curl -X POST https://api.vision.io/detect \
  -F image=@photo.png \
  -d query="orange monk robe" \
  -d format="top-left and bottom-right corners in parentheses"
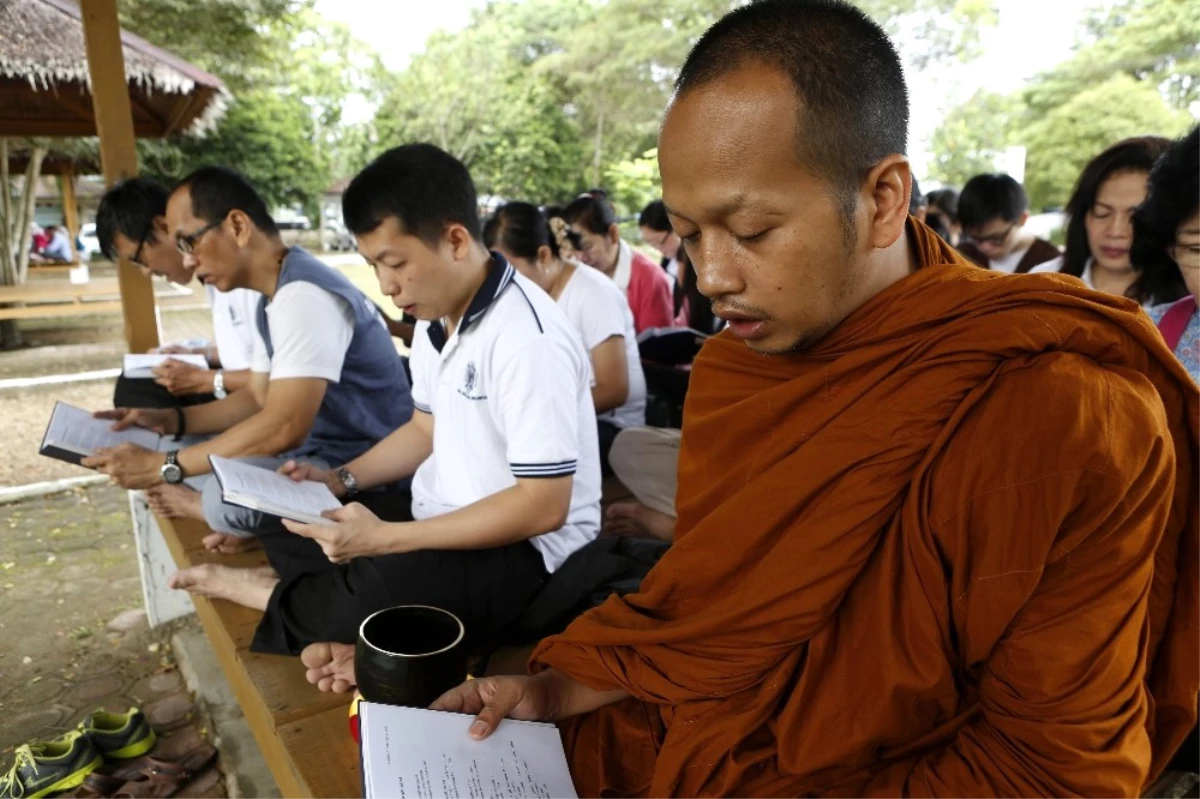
top-left (532, 221), bottom-right (1199, 798)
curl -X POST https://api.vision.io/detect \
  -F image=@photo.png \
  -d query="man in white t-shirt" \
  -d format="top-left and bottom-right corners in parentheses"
top-left (156, 144), bottom-right (601, 658)
top-left (97, 177), bottom-right (258, 410)
top-left (955, 173), bottom-right (1060, 274)
top-left (85, 168), bottom-right (412, 553)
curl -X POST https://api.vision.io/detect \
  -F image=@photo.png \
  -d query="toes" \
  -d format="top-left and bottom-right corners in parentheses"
top-left (301, 642), bottom-right (334, 669)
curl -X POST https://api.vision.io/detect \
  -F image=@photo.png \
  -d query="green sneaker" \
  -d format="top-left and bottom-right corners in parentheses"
top-left (78, 707), bottom-right (157, 760)
top-left (0, 731), bottom-right (102, 799)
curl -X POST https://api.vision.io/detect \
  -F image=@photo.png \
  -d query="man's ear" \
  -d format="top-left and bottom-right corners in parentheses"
top-left (445, 223), bottom-right (474, 260)
top-left (227, 210), bottom-right (253, 246)
top-left (1019, 210), bottom-right (1030, 227)
top-left (860, 154), bottom-right (911, 250)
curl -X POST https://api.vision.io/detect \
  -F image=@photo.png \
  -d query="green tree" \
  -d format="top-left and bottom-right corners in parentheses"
top-left (1019, 74), bottom-right (1192, 209)
top-left (926, 91), bottom-right (1020, 188)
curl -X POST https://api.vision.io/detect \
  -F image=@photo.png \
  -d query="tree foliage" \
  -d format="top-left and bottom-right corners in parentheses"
top-left (928, 0), bottom-right (1197, 209)
top-left (117, 0), bottom-right (376, 214)
top-left (371, 0), bottom-right (994, 206)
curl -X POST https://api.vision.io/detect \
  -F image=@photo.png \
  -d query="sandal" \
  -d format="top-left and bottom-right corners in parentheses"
top-left (109, 744), bottom-right (217, 799)
top-left (62, 768), bottom-right (126, 799)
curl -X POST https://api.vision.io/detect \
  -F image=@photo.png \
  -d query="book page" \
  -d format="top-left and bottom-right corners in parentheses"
top-left (360, 704), bottom-right (578, 799)
top-left (124, 353), bottom-right (209, 378)
top-left (209, 455), bottom-right (341, 524)
top-left (43, 402), bottom-right (162, 457)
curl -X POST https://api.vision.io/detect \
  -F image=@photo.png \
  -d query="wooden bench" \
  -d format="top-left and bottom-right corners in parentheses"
top-left (154, 514), bottom-right (362, 798)
top-left (0, 279), bottom-right (193, 321)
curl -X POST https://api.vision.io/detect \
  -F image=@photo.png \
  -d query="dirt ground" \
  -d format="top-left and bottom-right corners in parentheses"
top-left (0, 307), bottom-right (215, 487)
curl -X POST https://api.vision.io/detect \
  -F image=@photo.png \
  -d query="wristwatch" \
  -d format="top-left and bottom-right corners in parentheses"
top-left (213, 370), bottom-right (227, 399)
top-left (160, 450), bottom-right (184, 485)
top-left (335, 467), bottom-right (359, 498)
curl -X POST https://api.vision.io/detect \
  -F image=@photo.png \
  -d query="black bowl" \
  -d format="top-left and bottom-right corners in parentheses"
top-left (355, 605), bottom-right (468, 708)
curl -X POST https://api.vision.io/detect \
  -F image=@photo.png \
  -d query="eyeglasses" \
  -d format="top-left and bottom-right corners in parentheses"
top-left (965, 223), bottom-right (1016, 248)
top-left (176, 219), bottom-right (223, 255)
top-left (129, 229), bottom-right (151, 267)
top-left (1171, 241), bottom-right (1200, 267)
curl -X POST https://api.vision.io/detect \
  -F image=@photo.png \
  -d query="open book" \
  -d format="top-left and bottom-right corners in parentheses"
top-left (636, 326), bottom-right (709, 366)
top-left (359, 703), bottom-right (577, 799)
top-left (123, 353), bottom-right (209, 379)
top-left (40, 401), bottom-right (168, 466)
top-left (208, 455), bottom-right (341, 526)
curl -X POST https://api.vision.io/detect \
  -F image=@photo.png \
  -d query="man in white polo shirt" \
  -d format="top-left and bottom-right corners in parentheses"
top-left (98, 177), bottom-right (259, 411)
top-left (163, 143), bottom-right (601, 657)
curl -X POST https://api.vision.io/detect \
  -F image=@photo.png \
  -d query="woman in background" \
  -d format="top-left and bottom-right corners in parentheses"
top-left (485, 202), bottom-right (646, 473)
top-left (564, 192), bottom-right (673, 333)
top-left (1031, 136), bottom-right (1171, 301)
top-left (1133, 127), bottom-right (1199, 384)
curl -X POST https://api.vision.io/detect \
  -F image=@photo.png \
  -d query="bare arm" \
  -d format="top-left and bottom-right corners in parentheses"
top-left (589, 335), bottom-right (630, 413)
top-left (340, 410), bottom-right (433, 489)
top-left (384, 475), bottom-right (572, 554)
top-left (177, 375), bottom-right (327, 476)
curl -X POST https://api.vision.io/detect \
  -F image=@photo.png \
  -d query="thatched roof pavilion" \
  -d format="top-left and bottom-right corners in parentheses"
top-left (0, 0), bottom-right (228, 137)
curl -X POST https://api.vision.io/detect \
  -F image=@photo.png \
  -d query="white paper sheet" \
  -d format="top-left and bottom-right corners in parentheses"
top-left (209, 455), bottom-right (341, 525)
top-left (123, 353), bottom-right (209, 379)
top-left (42, 401), bottom-right (163, 459)
top-left (360, 703), bottom-right (578, 799)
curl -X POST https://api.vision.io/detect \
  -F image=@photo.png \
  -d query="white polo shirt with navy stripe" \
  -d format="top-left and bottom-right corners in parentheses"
top-left (408, 253), bottom-right (601, 573)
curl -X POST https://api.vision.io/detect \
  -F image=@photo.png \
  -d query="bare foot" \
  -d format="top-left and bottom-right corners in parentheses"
top-left (167, 564), bottom-right (279, 610)
top-left (301, 642), bottom-right (356, 693)
top-left (604, 501), bottom-right (675, 542)
top-left (202, 532), bottom-right (263, 555)
top-left (146, 484), bottom-right (203, 520)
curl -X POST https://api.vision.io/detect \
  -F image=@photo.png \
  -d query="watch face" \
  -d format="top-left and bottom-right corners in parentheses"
top-left (161, 463), bottom-right (183, 484)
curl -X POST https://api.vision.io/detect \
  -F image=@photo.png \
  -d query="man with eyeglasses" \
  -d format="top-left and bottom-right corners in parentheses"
top-left (96, 178), bottom-right (259, 413)
top-left (956, 173), bottom-right (1060, 274)
top-left (85, 167), bottom-right (413, 555)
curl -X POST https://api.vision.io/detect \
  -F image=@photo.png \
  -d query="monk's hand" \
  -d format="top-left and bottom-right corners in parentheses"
top-left (431, 675), bottom-right (557, 740)
top-left (83, 443), bottom-right (166, 489)
top-left (93, 407), bottom-right (178, 435)
top-left (152, 359), bottom-right (214, 396)
top-left (281, 503), bottom-right (386, 563)
top-left (278, 460), bottom-right (345, 498)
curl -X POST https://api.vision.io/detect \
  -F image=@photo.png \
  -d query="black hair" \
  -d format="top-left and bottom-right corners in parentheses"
top-left (96, 177), bottom-right (170, 260)
top-left (1131, 127), bottom-right (1198, 307)
top-left (482, 202), bottom-right (581, 261)
top-left (176, 166), bottom-right (278, 235)
top-left (909, 177), bottom-right (925, 215)
top-left (639, 200), bottom-right (671, 232)
top-left (675, 0), bottom-right (908, 220)
top-left (1059, 136), bottom-right (1172, 281)
top-left (343, 143), bottom-right (481, 244)
top-left (957, 174), bottom-right (1027, 230)
top-left (563, 193), bottom-right (618, 236)
top-left (925, 188), bottom-right (959, 225)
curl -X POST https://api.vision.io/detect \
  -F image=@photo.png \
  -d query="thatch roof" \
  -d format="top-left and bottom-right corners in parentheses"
top-left (0, 0), bottom-right (228, 137)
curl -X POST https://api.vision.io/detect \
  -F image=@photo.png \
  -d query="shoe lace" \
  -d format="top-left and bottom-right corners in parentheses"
top-left (1, 748), bottom-right (37, 799)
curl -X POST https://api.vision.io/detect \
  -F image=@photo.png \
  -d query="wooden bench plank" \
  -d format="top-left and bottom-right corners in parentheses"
top-left (0, 279), bottom-right (192, 303)
top-left (0, 300), bottom-right (126, 320)
top-left (276, 705), bottom-right (361, 799)
top-left (154, 512), bottom-right (359, 798)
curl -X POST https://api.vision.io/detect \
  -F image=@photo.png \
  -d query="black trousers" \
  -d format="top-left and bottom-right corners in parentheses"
top-left (598, 419), bottom-right (620, 477)
top-left (250, 490), bottom-right (549, 655)
top-left (112, 375), bottom-right (213, 409)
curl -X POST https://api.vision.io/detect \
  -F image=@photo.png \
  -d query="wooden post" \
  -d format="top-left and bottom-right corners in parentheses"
top-left (80, 0), bottom-right (160, 353)
top-left (59, 166), bottom-right (80, 265)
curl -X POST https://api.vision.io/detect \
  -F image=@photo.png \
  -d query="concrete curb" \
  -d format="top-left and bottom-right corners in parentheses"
top-left (0, 474), bottom-right (109, 504)
top-left (172, 625), bottom-right (281, 799)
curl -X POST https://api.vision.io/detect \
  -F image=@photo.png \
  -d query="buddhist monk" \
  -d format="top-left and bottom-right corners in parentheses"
top-left (306, 0), bottom-right (1199, 794)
